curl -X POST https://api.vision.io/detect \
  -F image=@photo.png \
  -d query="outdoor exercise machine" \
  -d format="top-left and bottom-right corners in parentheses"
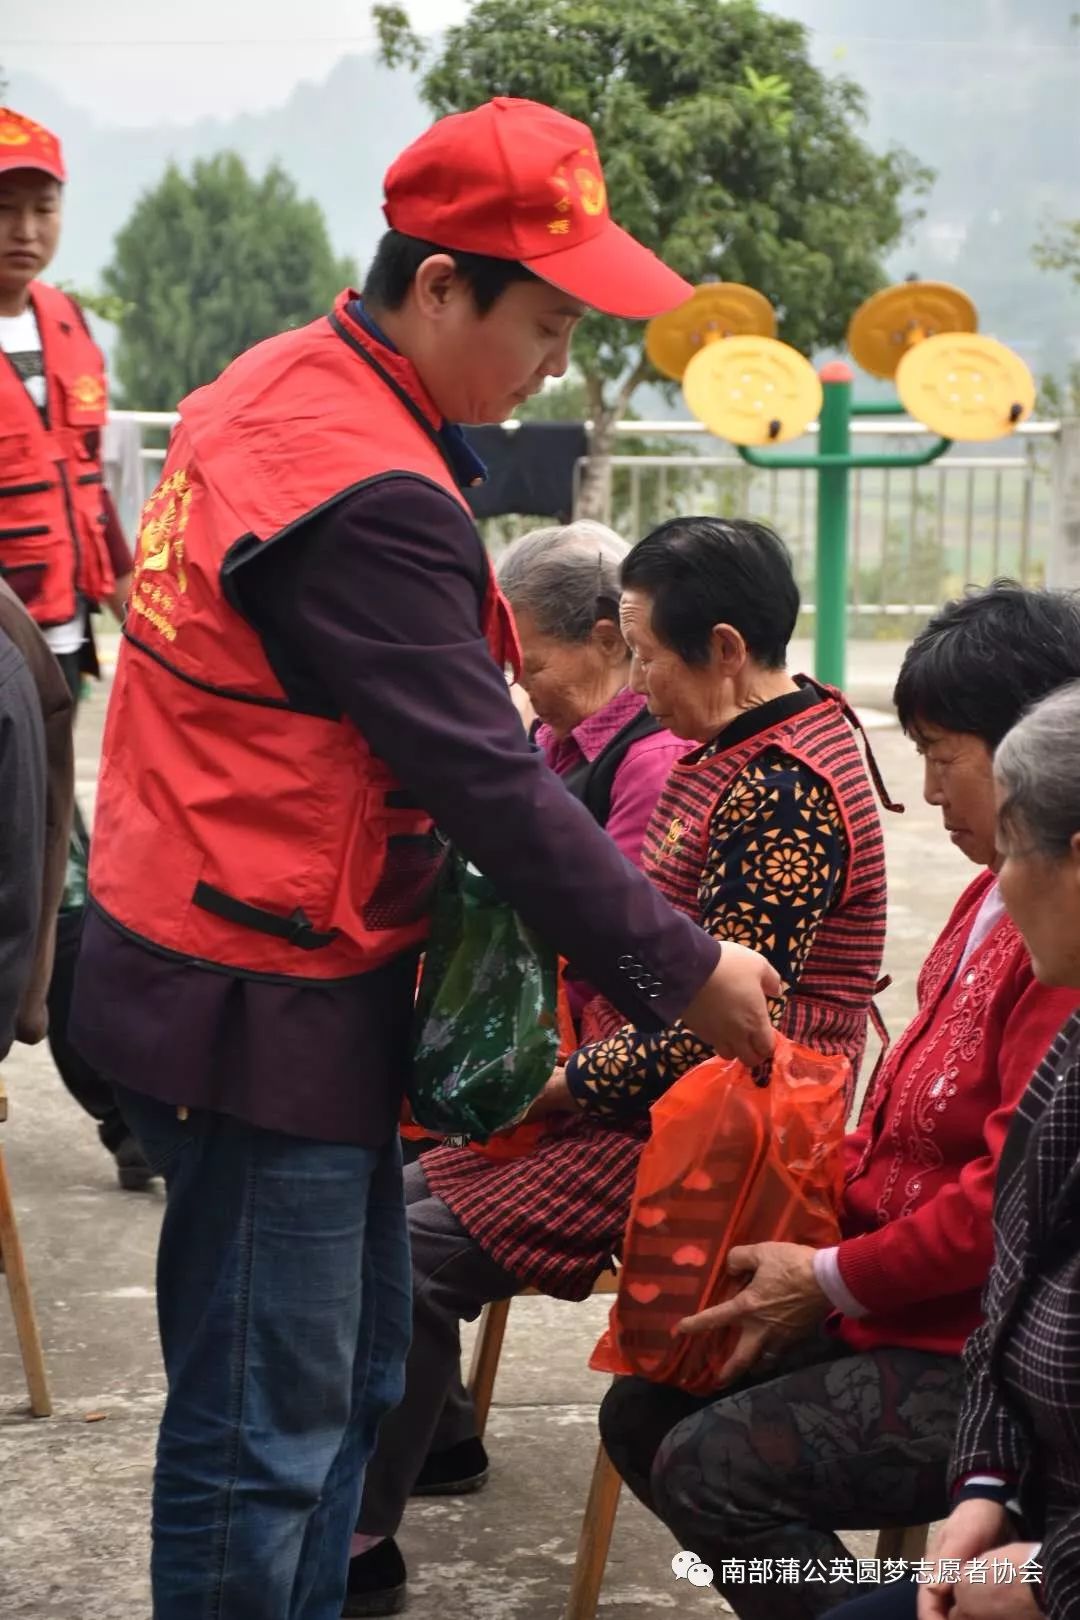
top-left (645, 279), bottom-right (1036, 688)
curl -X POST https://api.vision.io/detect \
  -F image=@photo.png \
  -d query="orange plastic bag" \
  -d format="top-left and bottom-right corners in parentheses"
top-left (590, 1034), bottom-right (848, 1393)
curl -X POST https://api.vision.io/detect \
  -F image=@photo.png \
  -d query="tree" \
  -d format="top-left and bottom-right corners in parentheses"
top-left (1034, 215), bottom-right (1080, 292)
top-left (103, 152), bottom-right (356, 409)
top-left (375, 0), bottom-right (931, 514)
top-left (55, 282), bottom-right (131, 327)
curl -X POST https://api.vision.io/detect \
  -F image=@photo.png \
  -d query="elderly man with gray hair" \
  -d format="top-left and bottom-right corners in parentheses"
top-left (345, 517), bottom-right (687, 1613)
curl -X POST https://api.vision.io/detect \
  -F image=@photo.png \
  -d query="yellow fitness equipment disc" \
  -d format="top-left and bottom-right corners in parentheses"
top-left (682, 335), bottom-right (823, 446)
top-left (645, 283), bottom-right (777, 381)
top-left (848, 281), bottom-right (977, 380)
top-left (896, 332), bottom-right (1036, 442)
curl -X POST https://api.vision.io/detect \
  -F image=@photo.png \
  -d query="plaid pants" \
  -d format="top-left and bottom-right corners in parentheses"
top-left (599, 1328), bottom-right (963, 1620)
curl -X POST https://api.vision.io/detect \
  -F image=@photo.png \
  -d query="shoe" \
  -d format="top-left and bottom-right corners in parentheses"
top-left (412, 1436), bottom-right (489, 1497)
top-left (342, 1538), bottom-right (407, 1617)
top-left (113, 1134), bottom-right (157, 1192)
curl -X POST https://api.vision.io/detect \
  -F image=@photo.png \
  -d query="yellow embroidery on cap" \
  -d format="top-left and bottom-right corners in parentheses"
top-left (575, 167), bottom-right (606, 216)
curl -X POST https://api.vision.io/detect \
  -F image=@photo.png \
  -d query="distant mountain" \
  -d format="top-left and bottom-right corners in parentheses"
top-left (10, 0), bottom-right (1080, 395)
top-left (9, 56), bottom-right (430, 294)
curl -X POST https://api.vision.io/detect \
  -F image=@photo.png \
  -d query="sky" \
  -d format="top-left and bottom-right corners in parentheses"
top-left (4, 0), bottom-right (472, 126)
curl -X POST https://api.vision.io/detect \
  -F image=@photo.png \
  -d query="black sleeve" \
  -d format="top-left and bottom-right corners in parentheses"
top-left (234, 475), bottom-right (720, 1028)
top-left (0, 635), bottom-right (46, 1060)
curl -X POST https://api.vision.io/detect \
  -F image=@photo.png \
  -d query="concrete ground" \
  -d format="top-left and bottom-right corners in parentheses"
top-left (0, 638), bottom-right (970, 1619)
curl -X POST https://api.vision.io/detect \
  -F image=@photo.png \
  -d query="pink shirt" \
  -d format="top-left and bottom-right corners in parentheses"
top-left (537, 686), bottom-right (685, 868)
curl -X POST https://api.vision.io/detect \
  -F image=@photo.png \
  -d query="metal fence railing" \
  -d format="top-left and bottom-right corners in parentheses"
top-left (111, 411), bottom-right (1063, 639)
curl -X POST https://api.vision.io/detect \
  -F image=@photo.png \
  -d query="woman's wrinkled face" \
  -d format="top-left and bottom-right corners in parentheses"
top-left (619, 587), bottom-right (727, 743)
top-left (996, 794), bottom-right (1080, 988)
top-left (513, 606), bottom-right (626, 738)
top-left (913, 723), bottom-right (998, 868)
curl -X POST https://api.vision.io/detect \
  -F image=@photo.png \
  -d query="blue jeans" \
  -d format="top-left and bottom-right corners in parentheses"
top-left (115, 1085), bottom-right (412, 1620)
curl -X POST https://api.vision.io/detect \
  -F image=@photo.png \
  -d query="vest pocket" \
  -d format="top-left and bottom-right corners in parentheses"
top-left (362, 831), bottom-right (447, 931)
top-left (0, 431), bottom-right (54, 533)
top-left (0, 559), bottom-right (46, 608)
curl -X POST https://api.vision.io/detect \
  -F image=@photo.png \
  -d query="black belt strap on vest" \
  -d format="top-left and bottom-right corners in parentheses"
top-left (192, 880), bottom-right (339, 951)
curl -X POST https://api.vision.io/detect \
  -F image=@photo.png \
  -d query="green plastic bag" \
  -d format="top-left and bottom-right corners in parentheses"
top-left (410, 854), bottom-right (559, 1140)
top-left (61, 818), bottom-right (89, 914)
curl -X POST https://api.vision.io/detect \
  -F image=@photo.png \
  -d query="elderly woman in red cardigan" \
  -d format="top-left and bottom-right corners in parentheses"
top-left (829, 682), bottom-right (1080, 1620)
top-left (599, 583), bottom-right (1080, 1620)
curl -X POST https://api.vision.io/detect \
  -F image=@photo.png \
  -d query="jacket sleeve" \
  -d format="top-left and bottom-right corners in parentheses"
top-left (236, 477), bottom-right (720, 1031)
top-left (835, 973), bottom-right (1080, 1314)
top-left (0, 637), bottom-right (47, 1060)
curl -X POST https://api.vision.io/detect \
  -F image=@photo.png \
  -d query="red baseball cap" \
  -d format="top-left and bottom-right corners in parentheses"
top-left (383, 98), bottom-right (692, 320)
top-left (0, 109), bottom-right (66, 183)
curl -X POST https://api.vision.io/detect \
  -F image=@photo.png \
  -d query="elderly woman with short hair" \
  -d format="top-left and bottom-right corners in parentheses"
top-left (497, 518), bottom-right (687, 872)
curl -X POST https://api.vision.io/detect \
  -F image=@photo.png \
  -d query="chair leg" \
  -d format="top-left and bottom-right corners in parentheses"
top-left (0, 1145), bottom-right (52, 1417)
top-left (564, 1441), bottom-right (622, 1620)
top-left (875, 1524), bottom-right (930, 1562)
top-left (466, 1297), bottom-right (512, 1441)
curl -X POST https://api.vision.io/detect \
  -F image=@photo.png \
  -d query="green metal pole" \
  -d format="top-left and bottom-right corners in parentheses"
top-left (815, 361), bottom-right (853, 689)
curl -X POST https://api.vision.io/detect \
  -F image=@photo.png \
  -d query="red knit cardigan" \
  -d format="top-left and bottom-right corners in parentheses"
top-left (836, 869), bottom-right (1080, 1357)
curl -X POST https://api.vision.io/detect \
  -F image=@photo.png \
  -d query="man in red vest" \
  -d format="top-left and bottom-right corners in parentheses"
top-left (0, 108), bottom-right (154, 1191)
top-left (71, 98), bottom-right (779, 1619)
top-left (0, 108), bottom-right (131, 700)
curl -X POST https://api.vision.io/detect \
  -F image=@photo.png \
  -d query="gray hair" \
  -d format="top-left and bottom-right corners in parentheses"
top-left (496, 520), bottom-right (630, 644)
top-left (995, 679), bottom-right (1080, 856)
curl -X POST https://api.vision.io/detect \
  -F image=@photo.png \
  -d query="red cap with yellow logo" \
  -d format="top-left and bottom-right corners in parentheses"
top-left (0, 109), bottom-right (66, 183)
top-left (383, 97), bottom-right (692, 320)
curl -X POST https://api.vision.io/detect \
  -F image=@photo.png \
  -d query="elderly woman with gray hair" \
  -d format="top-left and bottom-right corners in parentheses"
top-left (497, 519), bottom-right (687, 877)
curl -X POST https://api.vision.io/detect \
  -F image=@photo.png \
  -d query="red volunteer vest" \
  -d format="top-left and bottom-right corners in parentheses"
top-left (643, 684), bottom-right (890, 1079)
top-left (0, 281), bottom-right (114, 625)
top-left (89, 292), bottom-right (518, 981)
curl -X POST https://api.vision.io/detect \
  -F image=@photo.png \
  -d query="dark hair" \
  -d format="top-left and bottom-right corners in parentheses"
top-left (894, 580), bottom-right (1080, 748)
top-left (620, 517), bottom-right (800, 669)
top-left (362, 229), bottom-right (539, 316)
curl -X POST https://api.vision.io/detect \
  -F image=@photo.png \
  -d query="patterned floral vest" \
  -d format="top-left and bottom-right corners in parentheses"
top-left (642, 680), bottom-right (892, 1082)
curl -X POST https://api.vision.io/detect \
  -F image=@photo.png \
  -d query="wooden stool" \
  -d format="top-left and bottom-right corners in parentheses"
top-left (466, 1272), bottom-right (621, 1620)
top-left (0, 1073), bottom-right (52, 1416)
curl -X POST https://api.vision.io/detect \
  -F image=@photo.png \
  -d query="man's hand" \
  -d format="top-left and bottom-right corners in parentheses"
top-left (673, 1242), bottom-right (827, 1384)
top-left (519, 1066), bottom-right (580, 1124)
top-left (680, 943), bottom-right (780, 1068)
top-left (918, 1503), bottom-right (1015, 1620)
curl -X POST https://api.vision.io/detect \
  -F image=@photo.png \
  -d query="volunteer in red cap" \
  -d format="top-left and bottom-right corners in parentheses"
top-left (71, 98), bottom-right (779, 1620)
top-left (0, 108), bottom-right (132, 698)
